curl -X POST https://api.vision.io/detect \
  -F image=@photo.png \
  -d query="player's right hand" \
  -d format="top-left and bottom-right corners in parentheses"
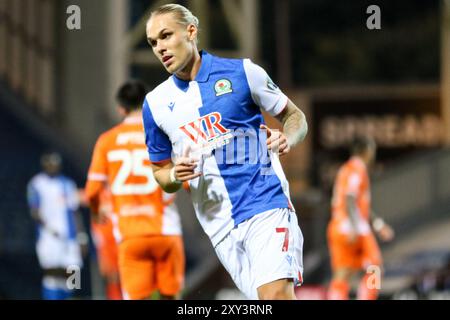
top-left (377, 223), bottom-right (395, 242)
top-left (173, 145), bottom-right (202, 182)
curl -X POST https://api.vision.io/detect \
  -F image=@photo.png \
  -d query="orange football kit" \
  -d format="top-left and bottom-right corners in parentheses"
top-left (327, 157), bottom-right (381, 300)
top-left (85, 116), bottom-right (185, 299)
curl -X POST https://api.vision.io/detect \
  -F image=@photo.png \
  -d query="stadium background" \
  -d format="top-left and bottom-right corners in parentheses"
top-left (0, 0), bottom-right (449, 299)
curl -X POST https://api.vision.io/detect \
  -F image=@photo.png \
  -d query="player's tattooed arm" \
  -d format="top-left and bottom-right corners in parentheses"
top-left (276, 99), bottom-right (308, 147)
top-left (261, 99), bottom-right (308, 156)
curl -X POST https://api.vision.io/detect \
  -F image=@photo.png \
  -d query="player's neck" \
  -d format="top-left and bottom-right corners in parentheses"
top-left (175, 50), bottom-right (201, 81)
top-left (126, 110), bottom-right (142, 118)
top-left (352, 155), bottom-right (369, 167)
top-left (123, 110), bottom-right (142, 124)
top-left (44, 172), bottom-right (59, 178)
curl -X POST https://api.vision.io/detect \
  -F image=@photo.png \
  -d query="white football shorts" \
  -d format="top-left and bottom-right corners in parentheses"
top-left (214, 208), bottom-right (304, 299)
top-left (36, 232), bottom-right (83, 270)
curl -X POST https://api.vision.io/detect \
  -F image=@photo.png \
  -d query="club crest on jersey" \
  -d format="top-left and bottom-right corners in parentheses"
top-left (214, 79), bottom-right (233, 96)
top-left (179, 112), bottom-right (233, 153)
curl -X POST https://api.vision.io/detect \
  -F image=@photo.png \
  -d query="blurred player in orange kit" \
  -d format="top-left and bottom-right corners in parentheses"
top-left (84, 80), bottom-right (185, 300)
top-left (327, 136), bottom-right (395, 300)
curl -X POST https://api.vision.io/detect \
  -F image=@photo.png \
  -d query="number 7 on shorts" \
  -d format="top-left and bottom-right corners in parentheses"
top-left (276, 227), bottom-right (290, 252)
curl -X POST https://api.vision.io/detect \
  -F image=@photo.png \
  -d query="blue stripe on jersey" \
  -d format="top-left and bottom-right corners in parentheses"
top-left (36, 225), bottom-right (42, 242)
top-left (195, 52), bottom-right (289, 226)
top-left (61, 177), bottom-right (77, 240)
top-left (27, 184), bottom-right (40, 209)
top-left (66, 208), bottom-right (77, 240)
top-left (143, 100), bottom-right (173, 162)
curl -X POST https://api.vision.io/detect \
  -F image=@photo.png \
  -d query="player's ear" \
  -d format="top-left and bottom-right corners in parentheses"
top-left (117, 106), bottom-right (127, 118)
top-left (187, 24), bottom-right (197, 42)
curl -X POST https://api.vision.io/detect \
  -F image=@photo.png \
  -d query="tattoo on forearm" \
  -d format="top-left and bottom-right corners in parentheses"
top-left (283, 110), bottom-right (308, 147)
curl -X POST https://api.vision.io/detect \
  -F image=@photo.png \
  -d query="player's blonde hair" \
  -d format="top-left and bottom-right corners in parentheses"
top-left (149, 4), bottom-right (199, 43)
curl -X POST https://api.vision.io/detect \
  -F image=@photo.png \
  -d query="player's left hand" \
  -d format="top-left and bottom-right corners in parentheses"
top-left (93, 209), bottom-right (109, 225)
top-left (377, 224), bottom-right (395, 242)
top-left (260, 124), bottom-right (290, 156)
top-left (173, 145), bottom-right (202, 182)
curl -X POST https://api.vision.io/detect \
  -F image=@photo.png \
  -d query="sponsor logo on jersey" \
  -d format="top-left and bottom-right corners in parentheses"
top-left (180, 112), bottom-right (233, 154)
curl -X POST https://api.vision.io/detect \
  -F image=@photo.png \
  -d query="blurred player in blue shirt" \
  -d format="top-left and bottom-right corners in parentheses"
top-left (27, 152), bottom-right (87, 300)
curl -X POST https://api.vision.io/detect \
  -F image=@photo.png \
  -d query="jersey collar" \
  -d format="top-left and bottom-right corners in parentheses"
top-left (195, 50), bottom-right (212, 83)
top-left (172, 50), bottom-right (212, 92)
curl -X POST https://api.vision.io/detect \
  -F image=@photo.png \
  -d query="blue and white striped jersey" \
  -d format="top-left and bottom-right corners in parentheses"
top-left (143, 51), bottom-right (294, 246)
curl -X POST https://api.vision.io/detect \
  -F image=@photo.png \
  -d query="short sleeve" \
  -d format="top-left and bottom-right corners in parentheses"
top-left (142, 99), bottom-right (172, 163)
top-left (87, 135), bottom-right (108, 182)
top-left (243, 59), bottom-right (288, 117)
top-left (85, 136), bottom-right (108, 207)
